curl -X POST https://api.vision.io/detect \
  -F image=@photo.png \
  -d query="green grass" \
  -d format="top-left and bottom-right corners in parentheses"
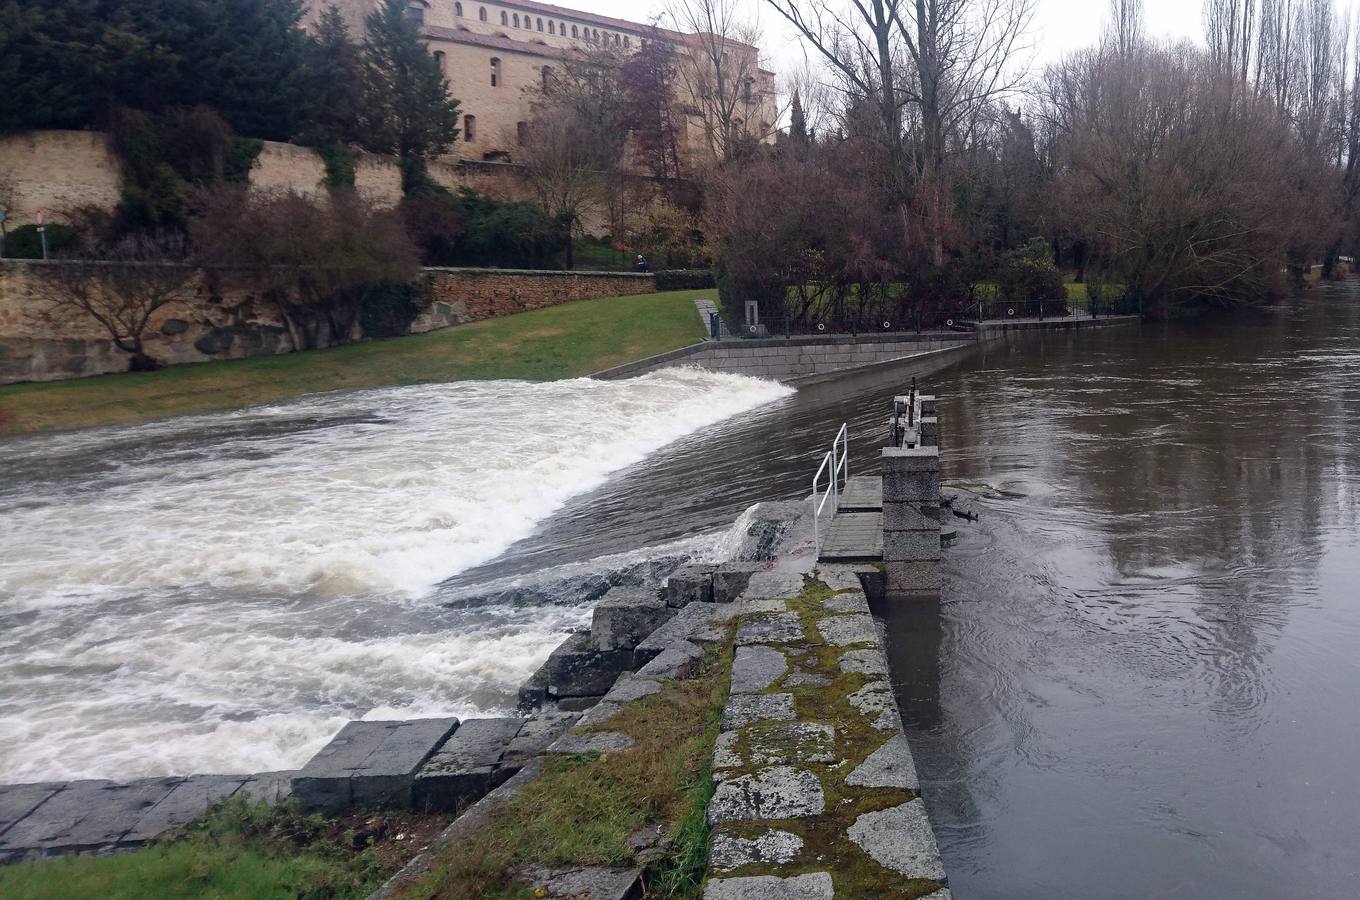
top-left (0, 289), bottom-right (707, 435)
top-left (410, 642), bottom-right (732, 899)
top-left (0, 799), bottom-right (396, 900)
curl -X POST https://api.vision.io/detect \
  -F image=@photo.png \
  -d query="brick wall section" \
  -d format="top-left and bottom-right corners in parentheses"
top-left (0, 261), bottom-right (655, 384)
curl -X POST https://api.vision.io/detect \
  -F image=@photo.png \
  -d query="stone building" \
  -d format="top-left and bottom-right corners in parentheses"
top-left (309, 0), bottom-right (779, 167)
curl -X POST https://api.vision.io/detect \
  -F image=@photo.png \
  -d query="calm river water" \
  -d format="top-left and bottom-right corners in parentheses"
top-left (2, 285), bottom-right (1357, 897)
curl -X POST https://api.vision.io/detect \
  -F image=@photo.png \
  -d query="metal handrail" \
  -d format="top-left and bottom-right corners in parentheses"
top-left (813, 422), bottom-right (849, 554)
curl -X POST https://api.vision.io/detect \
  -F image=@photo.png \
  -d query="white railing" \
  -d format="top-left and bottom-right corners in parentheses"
top-left (813, 423), bottom-right (849, 554)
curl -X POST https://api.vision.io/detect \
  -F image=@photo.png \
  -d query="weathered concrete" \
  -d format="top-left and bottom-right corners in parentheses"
top-left (0, 771), bottom-right (297, 861)
top-left (591, 587), bottom-right (674, 651)
top-left (704, 872), bottom-right (834, 899)
top-left (293, 718), bottom-right (459, 814)
top-left (517, 864), bottom-right (643, 899)
top-left (414, 717), bottom-right (524, 813)
top-left (708, 767), bottom-right (826, 823)
top-left (721, 693), bottom-right (797, 730)
top-left (847, 799), bottom-right (947, 880)
top-left (709, 829), bottom-right (804, 872)
top-left (730, 645), bottom-right (788, 694)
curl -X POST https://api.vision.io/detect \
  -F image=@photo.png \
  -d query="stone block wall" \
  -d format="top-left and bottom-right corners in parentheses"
top-left (0, 260), bottom-right (655, 384)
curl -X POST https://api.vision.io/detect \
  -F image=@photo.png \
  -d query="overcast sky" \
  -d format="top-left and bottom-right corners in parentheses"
top-left (573, 0), bottom-right (1206, 80)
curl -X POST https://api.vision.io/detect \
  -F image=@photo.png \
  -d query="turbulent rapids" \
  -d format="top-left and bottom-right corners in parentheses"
top-left (0, 369), bottom-right (793, 782)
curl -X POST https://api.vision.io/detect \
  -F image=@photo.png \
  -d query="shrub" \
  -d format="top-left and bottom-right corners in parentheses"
top-left (655, 269), bottom-right (716, 291)
top-left (999, 240), bottom-right (1064, 305)
top-left (3, 223), bottom-right (79, 259)
top-left (401, 185), bottom-right (565, 269)
top-left (359, 280), bottom-right (423, 338)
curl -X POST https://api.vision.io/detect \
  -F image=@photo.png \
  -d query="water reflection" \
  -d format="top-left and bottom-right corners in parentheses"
top-left (889, 288), bottom-right (1360, 899)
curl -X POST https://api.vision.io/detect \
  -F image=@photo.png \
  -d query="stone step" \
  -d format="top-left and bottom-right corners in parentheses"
top-left (292, 717), bottom-right (459, 815)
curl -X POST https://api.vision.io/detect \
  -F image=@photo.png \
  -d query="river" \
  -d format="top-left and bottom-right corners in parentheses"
top-left (2, 286), bottom-right (1357, 897)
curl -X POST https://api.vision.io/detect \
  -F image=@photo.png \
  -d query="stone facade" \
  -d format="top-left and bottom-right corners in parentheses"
top-left (0, 261), bottom-right (654, 384)
top-left (304, 0), bottom-right (779, 168)
top-left (0, 131), bottom-right (124, 227)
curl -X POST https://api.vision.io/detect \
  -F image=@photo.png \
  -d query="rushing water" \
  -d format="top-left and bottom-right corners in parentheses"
top-left (0, 369), bottom-right (792, 781)
top-left (2, 288), bottom-right (1357, 897)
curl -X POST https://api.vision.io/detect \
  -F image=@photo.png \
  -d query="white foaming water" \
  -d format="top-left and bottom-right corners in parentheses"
top-left (0, 369), bottom-right (793, 781)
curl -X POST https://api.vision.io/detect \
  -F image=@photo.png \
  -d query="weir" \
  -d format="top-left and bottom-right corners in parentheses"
top-left (0, 384), bottom-right (957, 899)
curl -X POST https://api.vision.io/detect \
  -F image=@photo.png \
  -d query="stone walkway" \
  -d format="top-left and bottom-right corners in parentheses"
top-left (0, 772), bottom-right (293, 862)
top-left (703, 565), bottom-right (950, 899)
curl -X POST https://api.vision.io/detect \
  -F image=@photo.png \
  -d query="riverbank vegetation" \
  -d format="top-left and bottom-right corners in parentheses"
top-left (405, 643), bottom-right (731, 899)
top-left (0, 798), bottom-right (446, 900)
top-left (0, 290), bottom-right (706, 435)
top-left (708, 0), bottom-right (1360, 331)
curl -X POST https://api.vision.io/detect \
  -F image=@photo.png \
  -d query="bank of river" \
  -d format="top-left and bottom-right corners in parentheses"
top-left (2, 285), bottom-right (1356, 897)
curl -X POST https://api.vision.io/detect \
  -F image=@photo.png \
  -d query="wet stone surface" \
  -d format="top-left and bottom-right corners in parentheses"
top-left (708, 767), bottom-right (826, 823)
top-left (736, 613), bottom-right (805, 646)
top-left (721, 693), bottom-right (797, 730)
top-left (709, 828), bottom-right (804, 872)
top-left (730, 645), bottom-right (788, 694)
top-left (847, 799), bottom-right (947, 881)
top-left (704, 872), bottom-right (834, 900)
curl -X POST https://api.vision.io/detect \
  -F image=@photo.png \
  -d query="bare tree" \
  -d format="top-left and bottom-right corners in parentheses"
top-left (1105, 0), bottom-right (1145, 57)
top-left (516, 110), bottom-right (611, 270)
top-left (32, 234), bottom-right (195, 371)
top-left (765, 0), bottom-right (1034, 263)
top-left (191, 188), bottom-right (420, 349)
top-left (668, 0), bottom-right (774, 160)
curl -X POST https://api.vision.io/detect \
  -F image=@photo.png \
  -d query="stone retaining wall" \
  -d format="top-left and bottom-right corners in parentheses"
top-left (592, 333), bottom-right (975, 384)
top-left (0, 260), bottom-right (653, 384)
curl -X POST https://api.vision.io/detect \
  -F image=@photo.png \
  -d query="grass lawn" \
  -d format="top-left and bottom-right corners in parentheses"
top-left (0, 289), bottom-right (707, 435)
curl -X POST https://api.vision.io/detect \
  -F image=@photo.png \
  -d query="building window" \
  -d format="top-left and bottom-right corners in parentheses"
top-left (571, 24), bottom-right (578, 37)
top-left (513, 13), bottom-right (519, 27)
top-left (743, 79), bottom-right (753, 104)
top-left (500, 10), bottom-right (507, 24)
top-left (479, 6), bottom-right (486, 21)
top-left (517, 121), bottom-right (528, 145)
top-left (623, 36), bottom-right (630, 47)
top-left (405, 3), bottom-right (424, 24)
top-left (489, 57), bottom-right (500, 87)
top-left (454, 1), bottom-right (462, 15)
top-left (537, 17), bottom-right (543, 31)
top-left (433, 50), bottom-right (445, 72)
top-left (541, 65), bottom-right (552, 88)
top-left (548, 20), bottom-right (555, 34)
top-left (464, 114), bottom-right (476, 141)
top-left (593, 29), bottom-right (599, 42)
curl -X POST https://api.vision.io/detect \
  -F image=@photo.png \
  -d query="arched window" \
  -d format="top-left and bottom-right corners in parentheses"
top-left (512, 13), bottom-right (519, 27)
top-left (592, 29), bottom-right (599, 42)
top-left (489, 57), bottom-right (501, 87)
top-left (571, 25), bottom-right (578, 37)
top-left (463, 114), bottom-right (476, 142)
top-left (500, 10), bottom-right (507, 24)
top-left (479, 6), bottom-right (486, 21)
top-left (623, 36), bottom-right (630, 48)
top-left (517, 121), bottom-right (528, 145)
top-left (541, 65), bottom-right (552, 89)
top-left (433, 50), bottom-right (445, 72)
top-left (548, 20), bottom-right (555, 34)
top-left (454, 1), bottom-right (462, 16)
top-left (537, 17), bottom-right (543, 31)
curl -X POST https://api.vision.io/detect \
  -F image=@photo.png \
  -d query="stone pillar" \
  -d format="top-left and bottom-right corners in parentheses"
top-left (881, 446), bottom-right (942, 595)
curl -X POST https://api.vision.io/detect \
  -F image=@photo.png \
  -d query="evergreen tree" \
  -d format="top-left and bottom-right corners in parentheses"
top-left (789, 90), bottom-right (810, 149)
top-left (360, 0), bottom-right (460, 187)
top-left (298, 5), bottom-right (365, 147)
